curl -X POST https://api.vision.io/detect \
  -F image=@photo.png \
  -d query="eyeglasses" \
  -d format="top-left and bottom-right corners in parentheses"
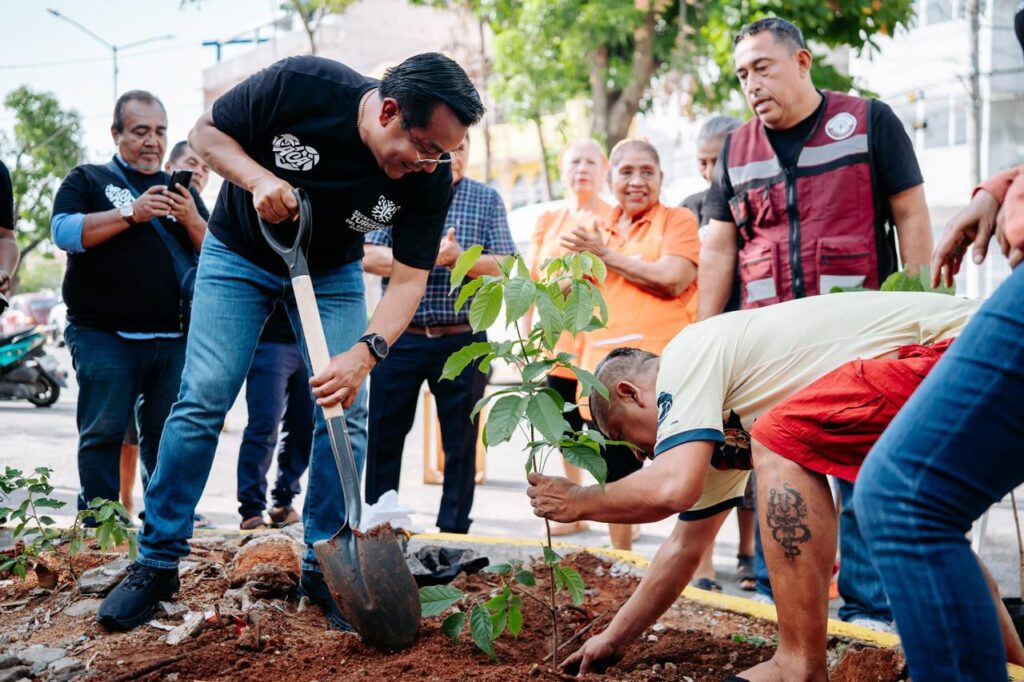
top-left (410, 151), bottom-right (461, 167)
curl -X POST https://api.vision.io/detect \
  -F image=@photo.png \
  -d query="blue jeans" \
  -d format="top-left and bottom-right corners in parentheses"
top-left (64, 324), bottom-right (186, 511)
top-left (858, 266), bottom-right (1024, 681)
top-left (237, 341), bottom-right (313, 519)
top-left (365, 330), bottom-right (487, 533)
top-left (138, 232), bottom-right (368, 573)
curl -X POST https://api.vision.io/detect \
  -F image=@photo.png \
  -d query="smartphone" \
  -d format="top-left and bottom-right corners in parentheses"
top-left (167, 169), bottom-right (194, 195)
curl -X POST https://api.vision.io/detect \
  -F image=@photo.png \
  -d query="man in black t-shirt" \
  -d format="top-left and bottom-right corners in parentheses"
top-left (0, 160), bottom-right (17, 296)
top-left (51, 90), bottom-right (208, 518)
top-left (98, 53), bottom-right (484, 633)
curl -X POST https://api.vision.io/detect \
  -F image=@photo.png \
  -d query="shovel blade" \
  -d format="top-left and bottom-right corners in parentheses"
top-left (313, 522), bottom-right (420, 651)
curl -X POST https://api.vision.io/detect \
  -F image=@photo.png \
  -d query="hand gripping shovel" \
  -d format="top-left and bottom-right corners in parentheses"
top-left (259, 189), bottom-right (420, 651)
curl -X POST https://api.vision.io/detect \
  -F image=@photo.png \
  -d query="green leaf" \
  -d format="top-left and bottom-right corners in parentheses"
top-left (525, 390), bottom-right (569, 444)
top-left (441, 611), bottom-right (465, 642)
top-left (514, 568), bottom-right (536, 586)
top-left (563, 445), bottom-right (609, 487)
top-left (583, 252), bottom-right (607, 283)
top-left (502, 276), bottom-right (537, 324)
top-left (454, 276), bottom-right (485, 312)
top-left (33, 498), bottom-right (65, 509)
top-left (420, 584), bottom-right (464, 618)
top-left (558, 566), bottom-right (585, 606)
top-left (450, 244), bottom-right (485, 291)
top-left (483, 562), bottom-right (513, 576)
top-left (39, 515), bottom-right (55, 526)
top-left (484, 585), bottom-right (510, 612)
top-left (127, 533), bottom-right (139, 560)
top-left (0, 558), bottom-right (15, 573)
top-left (470, 604), bottom-right (497, 661)
top-left (574, 366), bottom-right (608, 400)
top-left (441, 342), bottom-right (493, 381)
top-left (483, 394), bottom-right (529, 447)
top-left (542, 545), bottom-right (562, 565)
top-left (569, 254), bottom-right (584, 280)
top-left (565, 281), bottom-right (593, 333)
top-left (490, 605), bottom-right (507, 638)
top-left (469, 281), bottom-right (504, 332)
top-left (521, 359), bottom-right (555, 384)
top-left (534, 289), bottom-right (564, 349)
top-left (507, 602), bottom-right (523, 637)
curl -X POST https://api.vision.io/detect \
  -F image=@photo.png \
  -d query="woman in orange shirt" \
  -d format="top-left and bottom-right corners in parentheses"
top-left (561, 139), bottom-right (701, 550)
top-left (528, 139), bottom-right (614, 537)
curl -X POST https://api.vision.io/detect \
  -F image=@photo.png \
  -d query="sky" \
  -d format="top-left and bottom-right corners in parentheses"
top-left (0, 0), bottom-right (287, 162)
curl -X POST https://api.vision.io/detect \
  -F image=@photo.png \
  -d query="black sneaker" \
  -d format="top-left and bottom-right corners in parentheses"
top-left (298, 571), bottom-right (354, 633)
top-left (96, 563), bottom-right (180, 631)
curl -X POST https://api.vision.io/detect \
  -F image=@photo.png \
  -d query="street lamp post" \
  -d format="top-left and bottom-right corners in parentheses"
top-left (46, 8), bottom-right (173, 103)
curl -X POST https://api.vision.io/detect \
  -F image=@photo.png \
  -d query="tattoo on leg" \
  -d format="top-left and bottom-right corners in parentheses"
top-left (766, 483), bottom-right (812, 559)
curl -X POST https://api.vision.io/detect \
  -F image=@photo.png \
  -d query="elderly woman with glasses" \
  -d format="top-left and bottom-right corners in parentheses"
top-left (558, 139), bottom-right (701, 551)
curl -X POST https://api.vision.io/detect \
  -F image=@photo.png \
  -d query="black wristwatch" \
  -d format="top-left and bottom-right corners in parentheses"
top-left (359, 333), bottom-right (389, 365)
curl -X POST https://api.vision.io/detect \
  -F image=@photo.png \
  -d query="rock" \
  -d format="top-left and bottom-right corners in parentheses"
top-left (228, 534), bottom-right (300, 587)
top-left (0, 655), bottom-right (19, 670)
top-left (158, 601), bottom-right (189, 618)
top-left (280, 523), bottom-right (305, 545)
top-left (529, 663), bottom-right (541, 676)
top-left (0, 666), bottom-right (30, 682)
top-left (188, 535), bottom-right (227, 548)
top-left (78, 558), bottom-right (132, 594)
top-left (166, 612), bottom-right (205, 646)
top-left (63, 598), bottom-right (103, 618)
top-left (664, 662), bottom-right (677, 675)
top-left (179, 561), bottom-right (200, 575)
top-left (16, 645), bottom-right (65, 667)
top-left (651, 622), bottom-right (667, 633)
top-left (48, 657), bottom-right (84, 682)
top-left (646, 634), bottom-right (658, 642)
top-left (831, 646), bottom-right (906, 682)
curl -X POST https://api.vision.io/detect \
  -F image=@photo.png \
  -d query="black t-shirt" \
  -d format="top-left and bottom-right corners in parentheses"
top-left (680, 189), bottom-right (708, 227)
top-left (705, 95), bottom-right (923, 222)
top-left (0, 160), bottom-right (12, 230)
top-left (209, 55), bottom-right (453, 275)
top-left (53, 157), bottom-right (208, 332)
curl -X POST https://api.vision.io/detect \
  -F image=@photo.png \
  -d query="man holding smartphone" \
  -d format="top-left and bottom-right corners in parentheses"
top-left (51, 90), bottom-right (208, 519)
top-left (98, 53), bottom-right (484, 633)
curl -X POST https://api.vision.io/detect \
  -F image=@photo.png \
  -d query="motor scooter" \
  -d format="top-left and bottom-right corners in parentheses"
top-left (0, 294), bottom-right (67, 407)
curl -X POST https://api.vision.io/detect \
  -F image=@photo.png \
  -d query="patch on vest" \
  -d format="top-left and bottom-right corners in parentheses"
top-left (824, 112), bottom-right (857, 141)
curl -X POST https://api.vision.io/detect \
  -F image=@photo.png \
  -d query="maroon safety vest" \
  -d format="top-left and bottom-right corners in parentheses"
top-left (724, 91), bottom-right (896, 309)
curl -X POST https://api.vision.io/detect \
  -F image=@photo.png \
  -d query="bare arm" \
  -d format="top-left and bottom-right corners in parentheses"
top-left (561, 513), bottom-right (730, 675)
top-left (362, 244), bottom-right (394, 277)
top-left (602, 251), bottom-right (695, 298)
top-left (697, 219), bottom-right (739, 321)
top-left (889, 185), bottom-right (933, 274)
top-left (80, 185), bottom-right (177, 249)
top-left (526, 441), bottom-right (714, 524)
top-left (0, 227), bottom-right (18, 295)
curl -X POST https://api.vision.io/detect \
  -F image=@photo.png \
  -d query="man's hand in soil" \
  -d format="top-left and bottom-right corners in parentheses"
top-left (164, 182), bottom-right (205, 232)
top-left (435, 227), bottom-right (462, 268)
top-left (560, 630), bottom-right (623, 676)
top-left (252, 175), bottom-right (298, 223)
top-left (132, 186), bottom-right (174, 223)
top-left (310, 343), bottom-right (375, 409)
top-left (526, 473), bottom-right (581, 523)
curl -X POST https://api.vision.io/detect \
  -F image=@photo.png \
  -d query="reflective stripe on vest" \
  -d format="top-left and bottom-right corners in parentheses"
top-left (724, 91), bottom-right (881, 309)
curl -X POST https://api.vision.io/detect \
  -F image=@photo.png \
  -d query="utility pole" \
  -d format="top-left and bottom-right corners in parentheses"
top-left (46, 8), bottom-right (173, 104)
top-left (967, 0), bottom-right (982, 187)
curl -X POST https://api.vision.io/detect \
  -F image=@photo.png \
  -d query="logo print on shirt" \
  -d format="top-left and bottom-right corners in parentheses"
top-left (657, 392), bottom-right (672, 426)
top-left (824, 112), bottom-right (857, 141)
top-left (711, 410), bottom-right (753, 471)
top-left (371, 195), bottom-right (400, 223)
top-left (272, 134), bottom-right (320, 171)
top-left (104, 184), bottom-right (133, 209)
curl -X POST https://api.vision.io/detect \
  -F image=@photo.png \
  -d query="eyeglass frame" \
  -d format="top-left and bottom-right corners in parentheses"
top-left (402, 116), bottom-right (462, 167)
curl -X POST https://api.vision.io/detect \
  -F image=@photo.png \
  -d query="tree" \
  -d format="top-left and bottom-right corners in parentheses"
top-left (0, 86), bottom-right (83, 271)
top-left (451, 0), bottom-right (916, 149)
top-left (284, 0), bottom-right (359, 54)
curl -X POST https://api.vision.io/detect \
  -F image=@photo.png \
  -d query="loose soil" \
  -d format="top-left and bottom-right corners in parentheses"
top-left (0, 545), bottom-right (906, 681)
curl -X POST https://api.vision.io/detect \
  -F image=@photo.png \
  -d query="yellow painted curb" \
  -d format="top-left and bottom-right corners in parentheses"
top-left (414, 532), bottom-right (1024, 681)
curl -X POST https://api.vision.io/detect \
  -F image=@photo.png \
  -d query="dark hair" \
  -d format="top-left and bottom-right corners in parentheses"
top-left (379, 52), bottom-right (485, 129)
top-left (697, 115), bottom-right (743, 148)
top-left (590, 347), bottom-right (659, 430)
top-left (112, 90), bottom-right (166, 132)
top-left (609, 139), bottom-right (661, 168)
top-left (168, 140), bottom-right (190, 165)
top-left (733, 17), bottom-right (807, 53)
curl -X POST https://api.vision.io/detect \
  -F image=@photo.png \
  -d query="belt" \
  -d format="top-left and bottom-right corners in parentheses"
top-left (406, 323), bottom-right (473, 338)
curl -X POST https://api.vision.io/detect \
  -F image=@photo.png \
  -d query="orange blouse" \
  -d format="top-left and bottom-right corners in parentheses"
top-left (528, 199), bottom-right (615, 379)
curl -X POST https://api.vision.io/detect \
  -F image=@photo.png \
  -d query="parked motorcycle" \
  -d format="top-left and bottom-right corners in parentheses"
top-left (0, 315), bottom-right (67, 407)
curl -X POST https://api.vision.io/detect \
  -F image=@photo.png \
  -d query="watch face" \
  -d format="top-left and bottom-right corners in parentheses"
top-left (371, 335), bottom-right (388, 357)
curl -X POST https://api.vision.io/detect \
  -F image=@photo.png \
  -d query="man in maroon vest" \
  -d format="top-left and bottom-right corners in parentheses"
top-left (696, 13), bottom-right (935, 664)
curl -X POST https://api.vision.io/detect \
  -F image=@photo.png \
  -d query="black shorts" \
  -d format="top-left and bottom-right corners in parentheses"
top-left (546, 375), bottom-right (643, 483)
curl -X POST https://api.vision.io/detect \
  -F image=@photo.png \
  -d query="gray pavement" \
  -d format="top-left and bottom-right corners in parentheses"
top-left (1, 344), bottom-right (1020, 605)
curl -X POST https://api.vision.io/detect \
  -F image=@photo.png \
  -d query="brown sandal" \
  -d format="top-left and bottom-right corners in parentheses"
top-left (737, 553), bottom-right (756, 591)
top-left (240, 515), bottom-right (268, 530)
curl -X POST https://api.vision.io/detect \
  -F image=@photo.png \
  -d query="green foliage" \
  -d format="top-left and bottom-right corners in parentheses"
top-left (831, 266), bottom-right (956, 295)
top-left (13, 251), bottom-right (64, 294)
top-left (420, 0), bottom-right (915, 146)
top-left (0, 466), bottom-right (138, 582)
top-left (0, 86), bottom-right (84, 272)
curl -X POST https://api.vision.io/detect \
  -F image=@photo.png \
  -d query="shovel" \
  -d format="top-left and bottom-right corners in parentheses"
top-left (259, 188), bottom-right (420, 651)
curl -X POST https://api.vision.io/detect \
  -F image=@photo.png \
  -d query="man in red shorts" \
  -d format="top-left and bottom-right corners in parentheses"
top-left (525, 291), bottom-right (1000, 681)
